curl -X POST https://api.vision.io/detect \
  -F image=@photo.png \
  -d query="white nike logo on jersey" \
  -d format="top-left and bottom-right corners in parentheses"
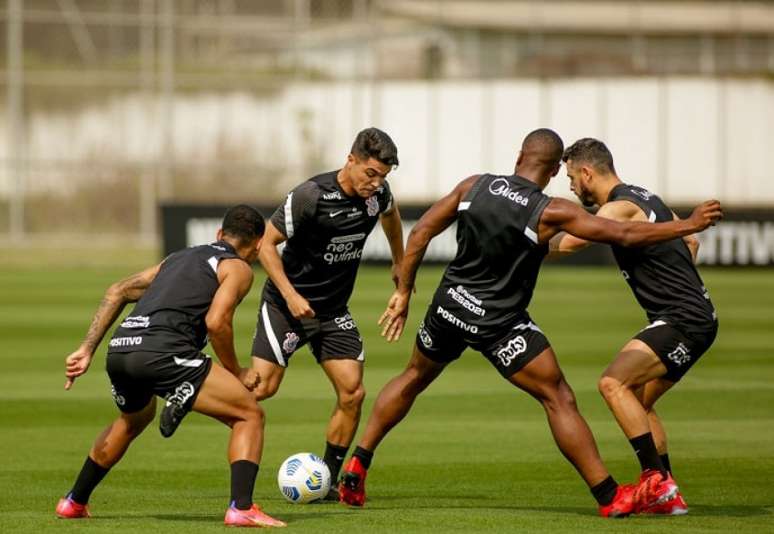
top-left (329, 210), bottom-right (344, 218)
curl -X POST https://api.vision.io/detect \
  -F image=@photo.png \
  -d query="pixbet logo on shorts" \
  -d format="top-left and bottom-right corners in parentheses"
top-left (166, 382), bottom-right (195, 407)
top-left (667, 342), bottom-right (691, 366)
top-left (496, 336), bottom-right (527, 367)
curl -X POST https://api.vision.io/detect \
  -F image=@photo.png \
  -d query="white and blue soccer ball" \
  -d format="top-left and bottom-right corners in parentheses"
top-left (277, 453), bottom-right (331, 504)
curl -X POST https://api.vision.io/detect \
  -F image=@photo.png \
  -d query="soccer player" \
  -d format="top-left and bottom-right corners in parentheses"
top-left (338, 129), bottom-right (722, 517)
top-left (550, 137), bottom-right (719, 514)
top-left (55, 205), bottom-right (286, 528)
top-left (250, 128), bottom-right (405, 499)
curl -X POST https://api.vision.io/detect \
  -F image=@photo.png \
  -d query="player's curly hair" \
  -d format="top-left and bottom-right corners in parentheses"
top-left (351, 127), bottom-right (399, 167)
top-left (221, 204), bottom-right (265, 246)
top-left (562, 138), bottom-right (616, 174)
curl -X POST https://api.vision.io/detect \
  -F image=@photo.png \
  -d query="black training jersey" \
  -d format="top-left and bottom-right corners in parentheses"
top-left (107, 241), bottom-right (242, 354)
top-left (608, 183), bottom-right (717, 333)
top-left (264, 170), bottom-right (393, 317)
top-left (438, 174), bottom-right (552, 331)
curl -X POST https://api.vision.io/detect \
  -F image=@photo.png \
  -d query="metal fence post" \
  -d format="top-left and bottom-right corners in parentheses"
top-left (7, 0), bottom-right (24, 241)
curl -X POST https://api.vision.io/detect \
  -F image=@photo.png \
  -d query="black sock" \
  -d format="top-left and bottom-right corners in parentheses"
top-left (660, 453), bottom-right (672, 475)
top-left (323, 442), bottom-right (349, 482)
top-left (629, 433), bottom-right (666, 475)
top-left (230, 460), bottom-right (259, 510)
top-left (70, 456), bottom-right (111, 505)
top-left (353, 446), bottom-right (373, 470)
top-left (590, 476), bottom-right (619, 506)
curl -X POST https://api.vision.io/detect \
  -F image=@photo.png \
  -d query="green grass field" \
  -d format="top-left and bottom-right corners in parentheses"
top-left (1, 258), bottom-right (773, 533)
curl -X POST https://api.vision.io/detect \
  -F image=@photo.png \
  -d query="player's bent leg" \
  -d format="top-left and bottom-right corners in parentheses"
top-left (507, 347), bottom-right (609, 487)
top-left (251, 356), bottom-right (286, 401)
top-left (598, 339), bottom-right (667, 439)
top-left (321, 358), bottom-right (365, 447)
top-left (359, 344), bottom-right (445, 451)
top-left (192, 363), bottom-right (265, 463)
top-left (506, 348), bottom-right (638, 517)
top-left (635, 378), bottom-right (686, 515)
top-left (639, 378), bottom-right (676, 455)
top-left (56, 398), bottom-right (157, 518)
top-left (193, 364), bottom-right (285, 527)
top-left (320, 358), bottom-right (365, 500)
top-left (92, 396), bottom-right (157, 467)
top-left (600, 341), bottom-right (679, 512)
top-left (340, 345), bottom-right (446, 507)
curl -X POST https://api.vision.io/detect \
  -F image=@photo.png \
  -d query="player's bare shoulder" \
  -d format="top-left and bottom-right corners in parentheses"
top-left (217, 257), bottom-right (254, 287)
top-left (598, 200), bottom-right (646, 222)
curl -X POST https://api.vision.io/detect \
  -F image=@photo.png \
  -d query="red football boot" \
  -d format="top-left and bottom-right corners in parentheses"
top-left (339, 456), bottom-right (367, 507)
top-left (55, 494), bottom-right (91, 519)
top-left (641, 490), bottom-right (688, 515)
top-left (633, 469), bottom-right (679, 512)
top-left (598, 484), bottom-right (636, 518)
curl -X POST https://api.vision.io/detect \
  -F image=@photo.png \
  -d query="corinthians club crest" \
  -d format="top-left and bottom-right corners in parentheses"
top-left (283, 332), bottom-right (300, 354)
top-left (366, 195), bottom-right (379, 217)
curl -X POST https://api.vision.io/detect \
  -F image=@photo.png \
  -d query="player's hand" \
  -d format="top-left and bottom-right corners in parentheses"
top-left (238, 367), bottom-right (261, 391)
top-left (378, 290), bottom-right (410, 342)
top-left (64, 347), bottom-right (93, 390)
top-left (287, 292), bottom-right (315, 319)
top-left (689, 200), bottom-right (723, 231)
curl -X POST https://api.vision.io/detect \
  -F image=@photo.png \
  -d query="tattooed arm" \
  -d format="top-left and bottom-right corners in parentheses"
top-left (64, 263), bottom-right (162, 390)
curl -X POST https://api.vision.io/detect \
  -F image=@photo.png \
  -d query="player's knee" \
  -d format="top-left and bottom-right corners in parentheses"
top-left (542, 379), bottom-right (578, 413)
top-left (598, 374), bottom-right (625, 400)
top-left (338, 384), bottom-right (366, 413)
top-left (404, 363), bottom-right (435, 393)
top-left (240, 398), bottom-right (265, 428)
top-left (122, 409), bottom-right (154, 437)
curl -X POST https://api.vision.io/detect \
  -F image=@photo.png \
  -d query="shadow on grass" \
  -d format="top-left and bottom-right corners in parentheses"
top-left (150, 510), bottom-right (347, 524)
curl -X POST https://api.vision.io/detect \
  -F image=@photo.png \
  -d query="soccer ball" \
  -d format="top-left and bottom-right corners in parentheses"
top-left (277, 453), bottom-right (331, 504)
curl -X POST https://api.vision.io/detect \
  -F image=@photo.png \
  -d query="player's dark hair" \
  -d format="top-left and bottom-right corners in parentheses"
top-left (522, 128), bottom-right (564, 167)
top-left (221, 204), bottom-right (265, 246)
top-left (562, 138), bottom-right (616, 174)
top-left (351, 127), bottom-right (399, 167)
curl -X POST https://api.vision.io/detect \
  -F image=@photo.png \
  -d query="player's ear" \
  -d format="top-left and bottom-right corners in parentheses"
top-left (216, 228), bottom-right (224, 241)
top-left (515, 150), bottom-right (523, 166)
top-left (346, 153), bottom-right (356, 166)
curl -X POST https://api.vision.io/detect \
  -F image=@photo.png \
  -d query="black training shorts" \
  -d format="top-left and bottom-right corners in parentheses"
top-left (106, 350), bottom-right (212, 413)
top-left (415, 302), bottom-right (550, 378)
top-left (251, 299), bottom-right (363, 367)
top-left (634, 319), bottom-right (718, 382)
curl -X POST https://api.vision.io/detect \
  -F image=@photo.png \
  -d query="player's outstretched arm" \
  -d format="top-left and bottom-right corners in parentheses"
top-left (258, 221), bottom-right (314, 319)
top-left (64, 263), bottom-right (162, 390)
top-left (206, 258), bottom-right (259, 390)
top-left (380, 201), bottom-right (405, 288)
top-left (537, 198), bottom-right (722, 247)
top-left (548, 201), bottom-right (641, 257)
top-left (379, 175), bottom-right (479, 342)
